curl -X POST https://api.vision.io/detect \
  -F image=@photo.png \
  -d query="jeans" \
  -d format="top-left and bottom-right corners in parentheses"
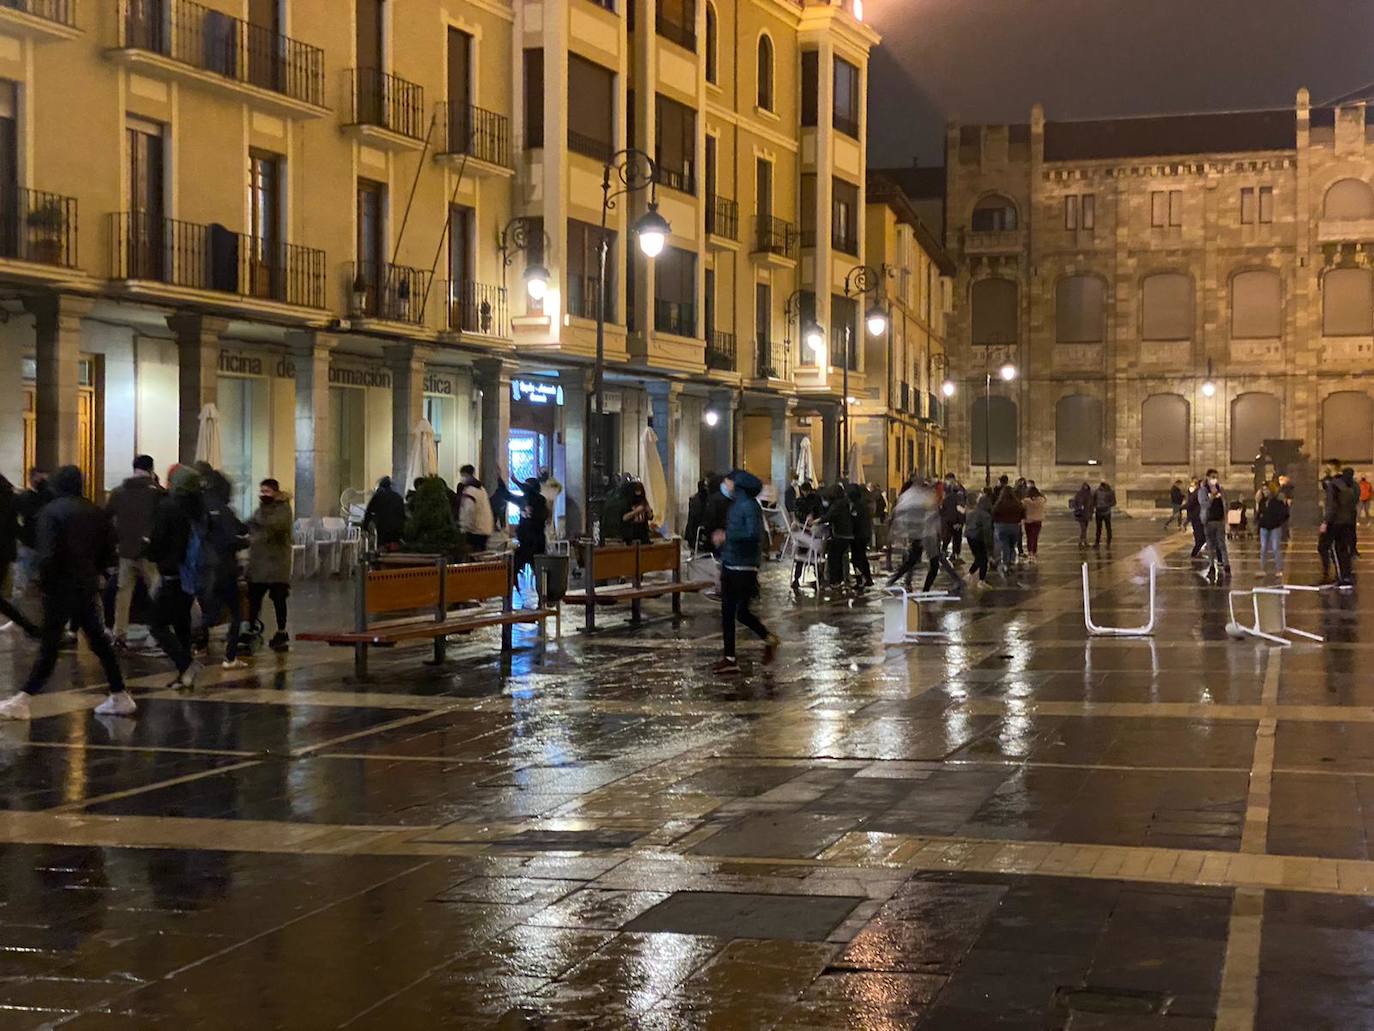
top-left (1204, 521), bottom-right (1229, 570)
top-left (1025, 522), bottom-right (1042, 555)
top-left (994, 524), bottom-right (1019, 568)
top-left (720, 568), bottom-right (769, 658)
top-left (23, 590), bottom-right (125, 696)
top-left (149, 577), bottom-right (194, 674)
top-left (1094, 511), bottom-right (1113, 546)
top-left (1259, 527), bottom-right (1284, 571)
top-left (113, 557), bottom-right (160, 638)
top-left (966, 537), bottom-right (989, 581)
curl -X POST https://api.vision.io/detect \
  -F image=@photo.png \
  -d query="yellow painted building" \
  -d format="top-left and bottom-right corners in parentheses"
top-left (0, 0), bottom-right (876, 530)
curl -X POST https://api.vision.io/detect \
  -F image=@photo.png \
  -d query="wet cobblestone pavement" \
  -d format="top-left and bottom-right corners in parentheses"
top-left (0, 515), bottom-right (1372, 1027)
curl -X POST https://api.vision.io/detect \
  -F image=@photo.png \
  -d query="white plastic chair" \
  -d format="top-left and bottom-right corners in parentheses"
top-left (792, 525), bottom-right (827, 587)
top-left (291, 519), bottom-right (319, 579)
top-left (334, 523), bottom-right (362, 572)
top-left (317, 516), bottom-right (347, 574)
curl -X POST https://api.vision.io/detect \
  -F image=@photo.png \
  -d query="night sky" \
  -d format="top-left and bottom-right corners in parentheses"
top-left (864, 0), bottom-right (1374, 168)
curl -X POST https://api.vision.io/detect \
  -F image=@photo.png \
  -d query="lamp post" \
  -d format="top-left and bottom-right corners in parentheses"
top-left (981, 356), bottom-right (1018, 488)
top-left (582, 148), bottom-right (669, 539)
top-left (840, 264), bottom-right (891, 480)
top-left (783, 288), bottom-right (825, 381)
top-left (497, 216), bottom-right (552, 305)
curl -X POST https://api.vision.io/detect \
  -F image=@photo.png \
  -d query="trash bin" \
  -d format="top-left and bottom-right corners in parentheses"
top-left (533, 554), bottom-right (570, 607)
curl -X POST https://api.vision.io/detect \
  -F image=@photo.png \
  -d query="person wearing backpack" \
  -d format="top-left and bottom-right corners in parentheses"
top-left (0, 466), bottom-right (135, 720)
top-left (1200, 469), bottom-right (1230, 578)
top-left (1070, 482), bottom-right (1092, 547)
top-left (146, 465), bottom-right (207, 689)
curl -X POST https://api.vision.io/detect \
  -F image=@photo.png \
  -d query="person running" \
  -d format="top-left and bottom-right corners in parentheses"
top-left (964, 490), bottom-right (995, 589)
top-left (1256, 481), bottom-right (1289, 577)
top-left (146, 465), bottom-right (207, 688)
top-left (1186, 478), bottom-right (1206, 558)
top-left (1071, 481), bottom-right (1092, 547)
top-left (890, 480), bottom-right (963, 595)
top-left (0, 473), bottom-right (38, 638)
top-left (712, 470), bottom-right (778, 675)
top-left (194, 465), bottom-right (250, 668)
top-left (106, 454), bottom-right (163, 649)
top-left (1092, 481), bottom-right (1116, 547)
top-left (1167, 480), bottom-right (1186, 529)
top-left (246, 479), bottom-right (294, 653)
top-left (0, 466), bottom-right (135, 720)
top-left (1324, 465), bottom-right (1358, 589)
top-left (1022, 484), bottom-right (1046, 560)
top-left (992, 485), bottom-right (1024, 571)
top-left (1200, 469), bottom-right (1230, 579)
top-left (362, 475), bottom-right (407, 553)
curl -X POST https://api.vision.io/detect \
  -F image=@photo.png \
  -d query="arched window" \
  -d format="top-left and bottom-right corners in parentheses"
top-left (1141, 272), bottom-right (1194, 341)
top-left (1141, 393), bottom-right (1190, 465)
top-left (705, 3), bottom-right (718, 84)
top-left (970, 277), bottom-right (1017, 345)
top-left (1322, 267), bottom-right (1373, 336)
top-left (1230, 269), bottom-right (1282, 339)
top-left (971, 194), bottom-right (1017, 232)
top-left (1231, 392), bottom-right (1281, 464)
top-left (1056, 394), bottom-right (1104, 464)
top-left (972, 395), bottom-right (1017, 465)
top-left (1056, 275), bottom-right (1106, 343)
top-left (1323, 178), bottom-right (1374, 220)
top-left (756, 34), bottom-right (774, 110)
top-left (1322, 391), bottom-right (1374, 463)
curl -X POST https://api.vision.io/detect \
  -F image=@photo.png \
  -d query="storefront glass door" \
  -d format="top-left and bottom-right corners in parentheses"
top-left (507, 428), bottom-right (550, 523)
top-left (330, 386), bottom-right (367, 500)
top-left (218, 375), bottom-right (270, 516)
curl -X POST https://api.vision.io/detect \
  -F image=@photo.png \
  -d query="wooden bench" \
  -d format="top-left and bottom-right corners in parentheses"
top-left (563, 539), bottom-right (711, 631)
top-left (299, 553), bottom-right (553, 677)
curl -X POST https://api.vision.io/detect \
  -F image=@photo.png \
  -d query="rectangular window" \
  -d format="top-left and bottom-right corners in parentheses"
top-left (1259, 185), bottom-right (1274, 224)
top-left (1150, 190), bottom-right (1167, 228)
top-left (801, 51), bottom-right (818, 128)
top-left (1169, 189), bottom-right (1182, 227)
top-left (797, 290), bottom-right (817, 367)
top-left (833, 56), bottom-right (859, 138)
top-left (656, 0), bottom-right (696, 52)
top-left (755, 157), bottom-right (772, 218)
top-left (1240, 186), bottom-right (1255, 225)
top-left (356, 179), bottom-right (383, 270)
top-left (800, 173), bottom-right (817, 247)
top-left (755, 282), bottom-right (773, 377)
top-left (831, 293), bottom-right (859, 370)
top-left (1082, 193), bottom-right (1095, 229)
top-left (654, 93), bottom-right (696, 194)
top-left (832, 177), bottom-right (858, 255)
top-left (523, 50), bottom-right (543, 148)
top-left (704, 267), bottom-right (715, 340)
top-left (567, 218), bottom-right (616, 321)
top-left (653, 245), bottom-right (696, 336)
top-left (1064, 195), bottom-right (1078, 230)
top-left (704, 134), bottom-right (717, 200)
top-left (568, 54), bottom-right (614, 161)
top-left (126, 118), bottom-right (165, 279)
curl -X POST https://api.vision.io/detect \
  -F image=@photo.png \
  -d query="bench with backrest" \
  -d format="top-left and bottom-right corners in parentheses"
top-left (298, 553), bottom-right (553, 677)
top-left (563, 538), bottom-right (711, 631)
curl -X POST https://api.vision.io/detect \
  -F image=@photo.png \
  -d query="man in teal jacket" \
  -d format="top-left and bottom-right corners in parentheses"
top-left (711, 470), bottom-right (779, 675)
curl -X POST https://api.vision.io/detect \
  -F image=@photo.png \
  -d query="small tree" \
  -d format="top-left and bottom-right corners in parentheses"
top-left (404, 476), bottom-right (466, 560)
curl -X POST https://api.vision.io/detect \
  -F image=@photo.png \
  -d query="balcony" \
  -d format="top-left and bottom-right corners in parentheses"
top-left (113, 0), bottom-right (325, 116)
top-left (568, 129), bottom-right (615, 164)
top-left (706, 195), bottom-right (738, 243)
top-left (653, 298), bottom-right (695, 337)
top-left (752, 214), bottom-right (797, 265)
top-left (344, 68), bottom-right (425, 148)
top-left (109, 212), bottom-right (326, 309)
top-left (0, 0), bottom-right (79, 41)
top-left (706, 330), bottom-right (737, 371)
top-left (961, 228), bottom-right (1024, 256)
top-left (567, 274), bottom-right (610, 321)
top-left (657, 162), bottom-right (695, 196)
top-left (656, 14), bottom-right (696, 52)
top-left (441, 279), bottom-right (508, 339)
top-left (348, 261), bottom-right (431, 326)
top-left (0, 188), bottom-right (77, 269)
top-left (435, 101), bottom-right (513, 176)
top-left (755, 334), bottom-right (779, 379)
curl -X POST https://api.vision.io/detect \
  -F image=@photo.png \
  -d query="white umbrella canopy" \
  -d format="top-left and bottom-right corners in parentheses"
top-left (639, 425), bottom-right (670, 533)
top-left (406, 418), bottom-right (438, 488)
top-left (795, 436), bottom-right (816, 485)
top-left (847, 441), bottom-right (866, 485)
top-left (194, 403), bottom-right (222, 469)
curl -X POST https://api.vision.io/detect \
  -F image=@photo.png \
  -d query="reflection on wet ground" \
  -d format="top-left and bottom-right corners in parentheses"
top-left (0, 516), bottom-right (1370, 1026)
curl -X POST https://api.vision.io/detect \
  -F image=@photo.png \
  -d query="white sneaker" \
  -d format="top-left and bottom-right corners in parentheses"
top-left (0, 693), bottom-right (31, 720)
top-left (174, 661), bottom-right (202, 690)
top-left (94, 692), bottom-right (137, 717)
top-left (221, 658), bottom-right (249, 671)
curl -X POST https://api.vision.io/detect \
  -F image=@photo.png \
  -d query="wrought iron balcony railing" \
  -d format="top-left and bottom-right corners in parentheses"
top-left (0, 187), bottom-right (77, 268)
top-left (436, 101), bottom-right (512, 169)
top-left (443, 279), bottom-right (507, 337)
top-left (348, 260), bottom-right (430, 324)
top-left (706, 194), bottom-right (738, 240)
top-left (752, 215), bottom-right (796, 259)
top-left (3, 0), bottom-right (76, 27)
top-left (345, 67), bottom-right (424, 139)
top-left (706, 330), bottom-right (737, 371)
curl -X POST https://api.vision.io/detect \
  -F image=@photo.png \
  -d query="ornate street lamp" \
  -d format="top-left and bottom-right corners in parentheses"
top-left (840, 264), bottom-right (892, 474)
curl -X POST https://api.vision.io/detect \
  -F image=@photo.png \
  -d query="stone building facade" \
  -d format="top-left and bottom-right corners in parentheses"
top-left (942, 89), bottom-right (1374, 504)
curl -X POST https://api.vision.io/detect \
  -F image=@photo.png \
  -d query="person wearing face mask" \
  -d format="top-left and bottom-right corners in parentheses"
top-left (711, 471), bottom-right (779, 675)
top-left (621, 481), bottom-right (653, 544)
top-left (1200, 469), bottom-right (1230, 579)
top-left (246, 479), bottom-right (294, 653)
top-left (455, 465), bottom-right (494, 553)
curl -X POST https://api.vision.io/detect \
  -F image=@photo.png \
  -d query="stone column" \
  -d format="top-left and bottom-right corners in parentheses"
top-left (561, 369), bottom-right (592, 539)
top-left (286, 330), bottom-right (337, 518)
top-left (26, 293), bottom-right (94, 472)
top-left (646, 380), bottom-right (682, 533)
top-left (473, 357), bottom-right (514, 489)
top-left (166, 312), bottom-right (229, 465)
top-left (821, 407), bottom-right (840, 483)
top-left (384, 343), bottom-right (431, 485)
top-left (769, 398), bottom-right (792, 494)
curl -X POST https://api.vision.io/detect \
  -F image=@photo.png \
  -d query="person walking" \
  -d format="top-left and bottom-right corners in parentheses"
top-left (1186, 478), bottom-right (1206, 558)
top-left (712, 470), bottom-right (779, 675)
top-left (1092, 481), bottom-right (1116, 547)
top-left (819, 483), bottom-right (854, 589)
top-left (885, 480), bottom-right (959, 594)
top-left (992, 485), bottom-right (1024, 572)
top-left (1325, 465), bottom-right (1358, 589)
top-left (1360, 475), bottom-right (1373, 522)
top-left (1022, 484), bottom-right (1047, 560)
top-left (0, 474), bottom-right (38, 638)
top-left (105, 454), bottom-right (163, 648)
top-left (1167, 480), bottom-right (1186, 529)
top-left (1256, 481), bottom-right (1289, 577)
top-left (246, 479), bottom-right (294, 653)
top-left (455, 466), bottom-right (494, 553)
top-left (1071, 482), bottom-right (1093, 547)
top-left (1200, 469), bottom-right (1230, 579)
top-left (939, 474), bottom-right (966, 561)
top-left (964, 490), bottom-right (995, 589)
top-left (194, 466), bottom-right (250, 668)
top-left (847, 482), bottom-right (874, 589)
top-left (146, 465), bottom-right (207, 688)
top-left (788, 481), bottom-right (824, 589)
top-left (362, 475), bottom-right (407, 553)
top-left (0, 466), bottom-right (136, 720)
top-left (1013, 477), bottom-right (1029, 558)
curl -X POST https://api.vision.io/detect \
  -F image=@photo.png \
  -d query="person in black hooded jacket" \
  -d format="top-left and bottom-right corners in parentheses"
top-left (0, 466), bottom-right (134, 720)
top-left (362, 476), bottom-right (406, 551)
top-left (847, 482), bottom-right (874, 588)
top-left (819, 484), bottom-right (853, 587)
top-left (0, 474), bottom-right (37, 637)
top-left (701, 474), bottom-right (731, 557)
top-left (684, 479), bottom-right (709, 552)
top-left (193, 465), bottom-right (250, 668)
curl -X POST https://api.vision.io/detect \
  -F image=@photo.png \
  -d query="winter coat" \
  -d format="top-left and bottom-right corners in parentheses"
top-left (34, 467), bottom-right (114, 598)
top-left (721, 470), bottom-right (765, 569)
top-left (1326, 473), bottom-right (1358, 527)
top-left (1022, 494), bottom-right (1047, 524)
top-left (147, 490), bottom-right (203, 579)
top-left (105, 475), bottom-right (163, 560)
top-left (848, 486), bottom-right (874, 542)
top-left (457, 483), bottom-right (494, 537)
top-left (1170, 484), bottom-right (1186, 506)
top-left (1070, 485), bottom-right (1093, 522)
top-left (15, 481), bottom-right (52, 549)
top-left (1092, 485), bottom-right (1116, 514)
top-left (702, 489), bottom-right (732, 537)
top-left (939, 486), bottom-right (966, 529)
top-left (685, 488), bottom-right (708, 547)
top-left (794, 492), bottom-right (823, 525)
top-left (1185, 487), bottom-right (1202, 522)
top-left (1257, 495), bottom-right (1290, 531)
top-left (964, 506), bottom-right (994, 549)
top-left (620, 493), bottom-right (653, 544)
top-left (992, 489), bottom-right (1025, 525)
top-left (247, 498), bottom-right (294, 583)
top-left (364, 485), bottom-right (408, 546)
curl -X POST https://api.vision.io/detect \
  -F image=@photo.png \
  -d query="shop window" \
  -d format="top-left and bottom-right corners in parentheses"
top-left (1231, 392), bottom-right (1281, 465)
top-left (1055, 394), bottom-right (1103, 464)
top-left (1322, 390), bottom-right (1374, 463)
top-left (971, 395), bottom-right (1017, 465)
top-left (1140, 393), bottom-right (1189, 465)
top-left (1322, 267), bottom-right (1373, 336)
top-left (1141, 272), bottom-right (1193, 341)
top-left (1323, 178), bottom-right (1374, 220)
top-left (1055, 275), bottom-right (1106, 343)
top-left (1230, 269), bottom-right (1281, 339)
top-left (971, 277), bottom-right (1017, 345)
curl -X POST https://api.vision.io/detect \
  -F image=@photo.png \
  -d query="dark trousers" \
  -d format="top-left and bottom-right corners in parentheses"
top-left (827, 538), bottom-right (851, 586)
top-left (0, 560), bottom-right (37, 635)
top-left (149, 579), bottom-right (194, 674)
top-left (23, 590), bottom-right (125, 696)
top-left (941, 524), bottom-right (963, 559)
top-left (1076, 517), bottom-right (1089, 545)
top-left (197, 575), bottom-right (245, 660)
top-left (1190, 517), bottom-right (1205, 557)
top-left (1025, 522), bottom-right (1042, 555)
top-left (248, 582), bottom-right (289, 633)
top-left (889, 540), bottom-right (923, 587)
top-left (1166, 504), bottom-right (1184, 528)
top-left (967, 538), bottom-right (990, 581)
top-left (851, 535), bottom-right (872, 585)
top-left (1094, 511), bottom-right (1113, 546)
top-left (720, 568), bottom-right (769, 658)
top-left (1332, 524), bottom-right (1356, 584)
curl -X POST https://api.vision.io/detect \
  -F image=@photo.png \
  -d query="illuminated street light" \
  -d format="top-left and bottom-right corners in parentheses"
top-left (634, 203), bottom-right (670, 257)
top-left (941, 379), bottom-right (956, 398)
top-left (865, 305), bottom-right (889, 336)
top-left (999, 362), bottom-right (1017, 382)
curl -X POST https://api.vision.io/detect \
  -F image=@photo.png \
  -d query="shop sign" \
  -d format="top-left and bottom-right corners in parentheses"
top-left (219, 348), bottom-right (295, 379)
top-left (329, 364), bottom-right (391, 388)
top-left (424, 373), bottom-right (456, 396)
top-left (512, 379), bottom-right (563, 406)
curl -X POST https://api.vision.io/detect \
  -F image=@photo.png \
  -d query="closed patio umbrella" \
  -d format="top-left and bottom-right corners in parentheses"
top-left (194, 403), bottom-right (222, 470)
top-left (639, 424), bottom-right (670, 533)
top-left (405, 418), bottom-right (438, 489)
top-left (847, 441), bottom-right (866, 485)
top-left (795, 436), bottom-right (816, 485)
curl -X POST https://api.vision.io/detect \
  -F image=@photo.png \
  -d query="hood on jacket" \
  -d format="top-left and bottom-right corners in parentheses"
top-left (377, 475), bottom-right (393, 492)
top-left (167, 464), bottom-right (201, 495)
top-left (726, 470), bottom-right (763, 498)
top-left (51, 465), bottom-right (83, 498)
